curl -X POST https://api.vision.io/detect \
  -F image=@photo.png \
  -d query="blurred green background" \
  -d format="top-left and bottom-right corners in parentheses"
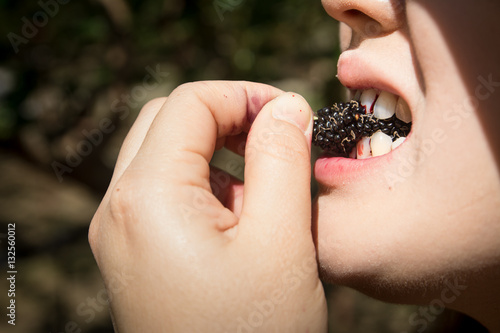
top-left (0, 0), bottom-right (472, 332)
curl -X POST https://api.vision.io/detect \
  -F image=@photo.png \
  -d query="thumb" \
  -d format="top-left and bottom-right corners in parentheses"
top-left (239, 92), bottom-right (314, 241)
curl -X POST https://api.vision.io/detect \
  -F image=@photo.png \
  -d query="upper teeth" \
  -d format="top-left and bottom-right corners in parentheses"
top-left (395, 98), bottom-right (412, 123)
top-left (360, 89), bottom-right (377, 114)
top-left (373, 91), bottom-right (397, 119)
top-left (357, 89), bottom-right (412, 124)
top-left (353, 89), bottom-right (412, 159)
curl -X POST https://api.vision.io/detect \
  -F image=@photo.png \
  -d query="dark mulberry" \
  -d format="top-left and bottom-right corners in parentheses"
top-left (312, 100), bottom-right (411, 155)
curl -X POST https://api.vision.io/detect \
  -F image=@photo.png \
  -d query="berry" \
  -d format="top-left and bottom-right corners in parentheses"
top-left (312, 100), bottom-right (411, 155)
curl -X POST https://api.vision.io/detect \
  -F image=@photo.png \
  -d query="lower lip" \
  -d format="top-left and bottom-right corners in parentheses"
top-left (313, 150), bottom-right (394, 186)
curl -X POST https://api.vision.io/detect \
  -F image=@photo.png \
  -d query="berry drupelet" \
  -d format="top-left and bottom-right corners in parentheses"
top-left (312, 100), bottom-right (411, 156)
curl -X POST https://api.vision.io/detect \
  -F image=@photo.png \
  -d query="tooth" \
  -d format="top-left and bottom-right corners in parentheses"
top-left (356, 137), bottom-right (371, 159)
top-left (391, 137), bottom-right (406, 150)
top-left (395, 98), bottom-right (412, 123)
top-left (370, 131), bottom-right (392, 157)
top-left (349, 145), bottom-right (357, 158)
top-left (360, 89), bottom-right (377, 114)
top-left (373, 91), bottom-right (397, 119)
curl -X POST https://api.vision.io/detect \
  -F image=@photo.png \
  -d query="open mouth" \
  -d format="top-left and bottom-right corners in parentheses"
top-left (312, 89), bottom-right (412, 159)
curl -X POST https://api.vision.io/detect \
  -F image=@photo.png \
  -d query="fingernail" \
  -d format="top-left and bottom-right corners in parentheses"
top-left (271, 93), bottom-right (312, 134)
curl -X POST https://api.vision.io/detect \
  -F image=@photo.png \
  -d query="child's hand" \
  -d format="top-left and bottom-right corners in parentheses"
top-left (89, 81), bottom-right (328, 332)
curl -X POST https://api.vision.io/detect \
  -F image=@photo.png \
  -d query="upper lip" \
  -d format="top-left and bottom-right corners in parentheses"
top-left (312, 48), bottom-right (416, 185)
top-left (337, 49), bottom-right (414, 113)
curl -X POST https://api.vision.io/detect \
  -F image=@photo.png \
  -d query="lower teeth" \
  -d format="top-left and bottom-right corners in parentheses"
top-left (312, 100), bottom-right (411, 158)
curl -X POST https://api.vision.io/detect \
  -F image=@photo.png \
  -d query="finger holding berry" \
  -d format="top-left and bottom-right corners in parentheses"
top-left (88, 81), bottom-right (327, 332)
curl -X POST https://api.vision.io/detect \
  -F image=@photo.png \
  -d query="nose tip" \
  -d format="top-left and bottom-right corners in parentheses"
top-left (322, 0), bottom-right (404, 38)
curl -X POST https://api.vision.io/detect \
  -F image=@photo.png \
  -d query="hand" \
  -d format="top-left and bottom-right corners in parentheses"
top-left (89, 81), bottom-right (328, 332)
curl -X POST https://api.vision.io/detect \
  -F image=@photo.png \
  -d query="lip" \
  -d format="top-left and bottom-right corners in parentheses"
top-left (313, 49), bottom-right (415, 186)
top-left (337, 50), bottom-right (415, 105)
top-left (314, 134), bottom-right (410, 186)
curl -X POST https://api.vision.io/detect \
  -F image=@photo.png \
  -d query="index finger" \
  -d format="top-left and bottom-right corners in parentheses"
top-left (130, 81), bottom-right (283, 183)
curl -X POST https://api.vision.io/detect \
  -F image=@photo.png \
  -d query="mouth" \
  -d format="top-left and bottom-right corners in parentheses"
top-left (313, 89), bottom-right (412, 159)
top-left (313, 88), bottom-right (415, 186)
top-left (312, 46), bottom-right (420, 186)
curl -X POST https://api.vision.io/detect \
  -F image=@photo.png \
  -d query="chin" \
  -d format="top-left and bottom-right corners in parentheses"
top-left (313, 186), bottom-right (498, 307)
top-left (312, 172), bottom-right (467, 305)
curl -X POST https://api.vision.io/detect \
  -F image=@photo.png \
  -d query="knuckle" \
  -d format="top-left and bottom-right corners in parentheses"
top-left (88, 176), bottom-right (141, 263)
top-left (88, 216), bottom-right (100, 254)
top-left (140, 97), bottom-right (168, 113)
top-left (107, 175), bottom-right (138, 223)
top-left (169, 82), bottom-right (201, 100)
top-left (169, 81), bottom-right (220, 106)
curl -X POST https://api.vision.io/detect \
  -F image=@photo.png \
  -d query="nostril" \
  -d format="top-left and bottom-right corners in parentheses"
top-left (344, 9), bottom-right (365, 19)
top-left (343, 9), bottom-right (382, 37)
top-left (344, 9), bottom-right (373, 23)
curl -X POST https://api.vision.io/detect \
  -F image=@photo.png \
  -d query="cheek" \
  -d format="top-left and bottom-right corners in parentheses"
top-left (315, 165), bottom-right (500, 288)
top-left (405, 1), bottom-right (500, 259)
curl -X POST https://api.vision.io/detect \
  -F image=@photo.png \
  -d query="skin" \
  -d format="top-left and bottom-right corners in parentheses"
top-left (89, 85), bottom-right (328, 332)
top-left (316, 0), bottom-right (500, 331)
top-left (89, 0), bottom-right (500, 332)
